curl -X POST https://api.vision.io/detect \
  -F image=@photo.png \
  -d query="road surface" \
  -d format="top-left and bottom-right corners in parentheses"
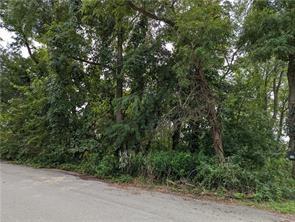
top-left (0, 162), bottom-right (290, 222)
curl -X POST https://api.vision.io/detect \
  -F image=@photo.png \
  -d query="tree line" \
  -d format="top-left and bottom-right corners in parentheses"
top-left (0, 0), bottom-right (294, 200)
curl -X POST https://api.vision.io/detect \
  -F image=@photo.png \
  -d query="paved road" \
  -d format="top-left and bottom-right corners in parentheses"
top-left (0, 162), bottom-right (290, 222)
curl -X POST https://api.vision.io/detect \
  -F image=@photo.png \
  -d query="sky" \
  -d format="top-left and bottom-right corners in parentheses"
top-left (0, 26), bottom-right (29, 57)
top-left (0, 27), bottom-right (14, 47)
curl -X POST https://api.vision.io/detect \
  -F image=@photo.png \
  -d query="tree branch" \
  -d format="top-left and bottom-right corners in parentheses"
top-left (221, 45), bottom-right (242, 80)
top-left (71, 56), bottom-right (101, 66)
top-left (20, 31), bottom-right (39, 64)
top-left (71, 56), bottom-right (113, 71)
top-left (126, 1), bottom-right (175, 27)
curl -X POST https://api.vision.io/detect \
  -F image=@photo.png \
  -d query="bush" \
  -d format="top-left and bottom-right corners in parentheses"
top-left (253, 158), bottom-right (295, 201)
top-left (96, 154), bottom-right (118, 178)
top-left (77, 153), bottom-right (118, 178)
top-left (194, 159), bottom-right (256, 192)
top-left (119, 150), bottom-right (294, 201)
top-left (78, 153), bottom-right (99, 175)
top-left (120, 151), bottom-right (196, 181)
top-left (146, 151), bottom-right (173, 180)
top-left (144, 151), bottom-right (195, 180)
top-left (123, 152), bottom-right (146, 176)
top-left (193, 155), bottom-right (295, 201)
top-left (170, 152), bottom-right (196, 178)
top-left (71, 150), bottom-right (295, 202)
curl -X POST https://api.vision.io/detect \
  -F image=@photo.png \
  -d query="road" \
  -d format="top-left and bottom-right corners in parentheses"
top-left (0, 162), bottom-right (290, 222)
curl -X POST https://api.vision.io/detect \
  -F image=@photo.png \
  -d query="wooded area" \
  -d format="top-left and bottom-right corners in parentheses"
top-left (0, 0), bottom-right (294, 202)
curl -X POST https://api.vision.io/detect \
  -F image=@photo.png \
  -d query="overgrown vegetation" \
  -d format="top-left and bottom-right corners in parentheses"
top-left (0, 0), bottom-right (294, 209)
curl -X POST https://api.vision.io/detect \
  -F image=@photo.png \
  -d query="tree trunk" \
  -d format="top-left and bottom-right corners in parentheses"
top-left (277, 98), bottom-right (287, 142)
top-left (263, 74), bottom-right (269, 112)
top-left (114, 25), bottom-right (124, 158)
top-left (272, 71), bottom-right (283, 120)
top-left (287, 54), bottom-right (295, 178)
top-left (172, 120), bottom-right (181, 150)
top-left (195, 64), bottom-right (225, 163)
top-left (208, 106), bottom-right (225, 163)
top-left (188, 123), bottom-right (199, 153)
top-left (115, 27), bottom-right (124, 123)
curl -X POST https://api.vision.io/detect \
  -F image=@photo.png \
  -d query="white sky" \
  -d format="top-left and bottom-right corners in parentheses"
top-left (0, 27), bottom-right (29, 57)
top-left (0, 27), bottom-right (14, 47)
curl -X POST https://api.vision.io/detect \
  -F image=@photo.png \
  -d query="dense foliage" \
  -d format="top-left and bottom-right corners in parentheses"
top-left (0, 0), bottom-right (294, 201)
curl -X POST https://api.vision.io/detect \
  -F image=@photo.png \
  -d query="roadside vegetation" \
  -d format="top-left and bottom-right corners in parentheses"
top-left (0, 0), bottom-right (294, 213)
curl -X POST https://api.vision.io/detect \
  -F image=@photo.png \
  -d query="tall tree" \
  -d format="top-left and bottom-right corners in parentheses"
top-left (126, 0), bottom-right (232, 162)
top-left (241, 0), bottom-right (295, 176)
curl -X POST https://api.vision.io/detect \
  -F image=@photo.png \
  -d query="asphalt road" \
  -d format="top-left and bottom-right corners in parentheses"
top-left (0, 162), bottom-right (290, 222)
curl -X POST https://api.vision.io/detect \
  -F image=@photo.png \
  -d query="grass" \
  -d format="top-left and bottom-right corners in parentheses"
top-left (262, 201), bottom-right (295, 214)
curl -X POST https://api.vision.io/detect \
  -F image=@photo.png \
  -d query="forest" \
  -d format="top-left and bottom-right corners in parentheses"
top-left (0, 0), bottom-right (294, 205)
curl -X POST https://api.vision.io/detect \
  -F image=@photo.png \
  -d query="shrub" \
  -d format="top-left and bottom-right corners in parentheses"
top-left (123, 152), bottom-right (146, 176)
top-left (146, 151), bottom-right (173, 180)
top-left (253, 158), bottom-right (295, 201)
top-left (194, 159), bottom-right (256, 192)
top-left (145, 151), bottom-right (195, 180)
top-left (96, 154), bottom-right (118, 178)
top-left (194, 155), bottom-right (295, 201)
top-left (170, 152), bottom-right (196, 179)
top-left (77, 152), bottom-right (100, 175)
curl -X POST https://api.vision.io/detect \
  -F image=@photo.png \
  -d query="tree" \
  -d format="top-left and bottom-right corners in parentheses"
top-left (126, 0), bottom-right (232, 162)
top-left (240, 0), bottom-right (295, 177)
